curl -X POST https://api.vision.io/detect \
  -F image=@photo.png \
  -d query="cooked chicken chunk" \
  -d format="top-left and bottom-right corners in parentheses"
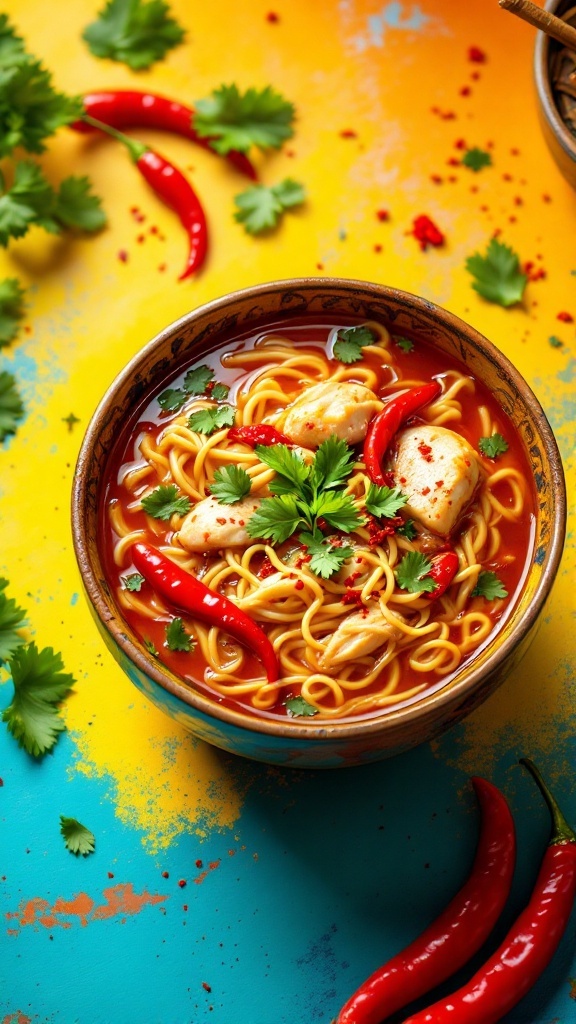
top-left (393, 424), bottom-right (480, 536)
top-left (179, 496), bottom-right (261, 552)
top-left (278, 381), bottom-right (382, 448)
top-left (319, 605), bottom-right (403, 671)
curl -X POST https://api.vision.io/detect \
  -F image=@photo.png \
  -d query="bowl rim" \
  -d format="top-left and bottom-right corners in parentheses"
top-left (72, 276), bottom-right (567, 742)
top-left (534, 0), bottom-right (576, 161)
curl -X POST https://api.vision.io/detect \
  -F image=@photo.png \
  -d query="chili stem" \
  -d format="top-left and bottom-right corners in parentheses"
top-left (81, 113), bottom-right (147, 162)
top-left (520, 757), bottom-right (576, 845)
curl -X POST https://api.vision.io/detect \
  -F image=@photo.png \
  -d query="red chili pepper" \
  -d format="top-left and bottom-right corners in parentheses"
top-left (82, 114), bottom-right (207, 280)
top-left (131, 542), bottom-right (280, 683)
top-left (334, 777), bottom-right (516, 1024)
top-left (403, 758), bottom-right (576, 1024)
top-left (412, 214), bottom-right (445, 250)
top-left (427, 550), bottom-right (459, 599)
top-left (363, 381), bottom-right (441, 485)
top-left (227, 424), bottom-right (293, 448)
top-left (72, 90), bottom-right (257, 180)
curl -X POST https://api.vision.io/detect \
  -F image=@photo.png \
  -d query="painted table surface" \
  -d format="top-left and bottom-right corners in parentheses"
top-left (1, 0), bottom-right (575, 1021)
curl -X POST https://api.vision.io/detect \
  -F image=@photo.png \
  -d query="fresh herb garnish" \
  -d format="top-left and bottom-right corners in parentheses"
top-left (0, 278), bottom-right (26, 348)
top-left (194, 84), bottom-right (295, 155)
top-left (141, 484), bottom-right (191, 520)
top-left (548, 336), bottom-right (564, 349)
top-left (395, 519), bottom-right (417, 540)
top-left (188, 404), bottom-right (236, 435)
top-left (465, 238), bottom-right (527, 307)
top-left (0, 577), bottom-right (26, 663)
top-left (82, 0), bottom-right (185, 70)
top-left (461, 147), bottom-right (492, 172)
top-left (0, 369), bottom-right (24, 442)
top-left (395, 336), bottom-right (414, 353)
top-left (2, 643), bottom-right (75, 757)
top-left (183, 364), bottom-right (214, 396)
top-left (332, 325), bottom-right (376, 364)
top-left (395, 551), bottom-right (436, 594)
top-left (0, 161), bottom-right (105, 246)
top-left (365, 483), bottom-right (407, 519)
top-left (60, 816), bottom-right (95, 856)
top-left (209, 465), bottom-right (252, 505)
top-left (478, 433), bottom-right (509, 459)
top-left (144, 637), bottom-right (158, 656)
top-left (284, 695), bottom-right (318, 717)
top-left (158, 388), bottom-right (188, 412)
top-left (210, 382), bottom-right (230, 401)
top-left (165, 617), bottom-right (194, 652)
top-left (472, 570), bottom-right (508, 600)
top-left (234, 179), bottom-right (305, 235)
top-left (158, 365), bottom-right (228, 413)
top-left (53, 176), bottom-right (107, 231)
top-left (299, 530), bottom-right (354, 580)
top-left (121, 572), bottom-right (145, 592)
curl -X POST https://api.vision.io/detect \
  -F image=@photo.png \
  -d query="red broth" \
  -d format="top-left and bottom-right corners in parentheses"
top-left (99, 322), bottom-right (536, 723)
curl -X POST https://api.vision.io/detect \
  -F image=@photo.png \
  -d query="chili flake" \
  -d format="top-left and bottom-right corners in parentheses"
top-left (557, 311), bottom-right (574, 322)
top-left (340, 129), bottom-right (358, 138)
top-left (376, 208), bottom-right (390, 221)
top-left (411, 215), bottom-right (445, 251)
top-left (468, 46), bottom-right (487, 62)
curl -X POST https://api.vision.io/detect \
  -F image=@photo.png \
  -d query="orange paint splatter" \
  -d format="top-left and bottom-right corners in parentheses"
top-left (5, 883), bottom-right (167, 932)
top-left (194, 859), bottom-right (221, 884)
top-left (2, 1014), bottom-right (33, 1024)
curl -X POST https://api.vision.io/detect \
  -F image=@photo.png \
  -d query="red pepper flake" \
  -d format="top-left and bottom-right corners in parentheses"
top-left (435, 480), bottom-right (444, 489)
top-left (149, 225), bottom-right (159, 234)
top-left (411, 214), bottom-right (445, 251)
top-left (162, 871), bottom-right (169, 878)
top-left (430, 174), bottom-right (443, 184)
top-left (367, 514), bottom-right (402, 546)
top-left (316, 262), bottom-right (324, 270)
top-left (107, 872), bottom-right (115, 878)
top-left (178, 879), bottom-right (187, 888)
top-left (542, 193), bottom-right (552, 203)
top-left (469, 185), bottom-right (478, 193)
top-left (459, 85), bottom-right (471, 97)
top-left (266, 11), bottom-right (280, 21)
top-left (468, 46), bottom-right (487, 63)
top-left (557, 311), bottom-right (574, 322)
top-left (158, 263), bottom-right (167, 273)
top-left (513, 196), bottom-right (523, 206)
top-left (258, 557), bottom-right (276, 578)
top-left (480, 204), bottom-right (489, 212)
top-left (418, 441), bottom-right (434, 462)
top-left (285, 149), bottom-right (296, 157)
top-left (454, 138), bottom-right (467, 149)
top-left (523, 262), bottom-right (547, 282)
top-left (294, 553), bottom-right (313, 569)
top-left (295, 580), bottom-right (304, 591)
top-left (340, 129), bottom-right (358, 138)
top-left (510, 147), bottom-right (520, 156)
top-left (373, 243), bottom-right (383, 253)
top-left (195, 859), bottom-right (203, 869)
top-left (202, 982), bottom-right (212, 993)
top-left (448, 175), bottom-right (458, 183)
top-left (183, 904), bottom-right (188, 911)
top-left (136, 233), bottom-right (145, 243)
top-left (117, 249), bottom-right (129, 263)
top-left (341, 589), bottom-right (365, 607)
top-left (344, 571), bottom-right (362, 587)
top-left (376, 208), bottom-right (390, 221)
top-left (305, 421), bottom-right (315, 430)
top-left (508, 215), bottom-right (517, 223)
top-left (470, 70), bottom-right (481, 80)
top-left (421, 486), bottom-right (431, 496)
top-left (446, 157), bottom-right (461, 167)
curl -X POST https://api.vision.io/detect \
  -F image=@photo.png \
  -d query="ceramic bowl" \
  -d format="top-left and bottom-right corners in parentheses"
top-left (534, 0), bottom-right (576, 188)
top-left (72, 279), bottom-right (566, 768)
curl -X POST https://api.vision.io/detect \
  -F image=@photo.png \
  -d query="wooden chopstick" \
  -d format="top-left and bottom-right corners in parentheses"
top-left (499, 0), bottom-right (576, 48)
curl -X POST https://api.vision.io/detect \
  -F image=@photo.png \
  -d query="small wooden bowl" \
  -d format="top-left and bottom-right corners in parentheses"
top-left (72, 279), bottom-right (566, 768)
top-left (534, 0), bottom-right (576, 188)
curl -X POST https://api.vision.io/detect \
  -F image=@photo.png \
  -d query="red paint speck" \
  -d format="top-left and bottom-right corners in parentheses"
top-left (202, 982), bottom-right (212, 993)
top-left (340, 129), bottom-right (358, 138)
top-left (162, 871), bottom-right (169, 878)
top-left (316, 262), bottom-right (324, 270)
top-left (542, 193), bottom-right (552, 202)
top-left (178, 879), bottom-right (187, 888)
top-left (557, 311), bottom-right (574, 322)
top-left (430, 174), bottom-right (443, 184)
top-left (454, 138), bottom-right (467, 150)
top-left (266, 11), bottom-right (279, 21)
top-left (376, 208), bottom-right (390, 221)
top-left (117, 250), bottom-right (128, 263)
top-left (459, 85), bottom-right (471, 97)
top-left (195, 859), bottom-right (203, 869)
top-left (107, 872), bottom-right (114, 879)
top-left (447, 157), bottom-right (460, 167)
top-left (513, 196), bottom-right (523, 206)
top-left (468, 46), bottom-right (486, 63)
top-left (373, 243), bottom-right (382, 252)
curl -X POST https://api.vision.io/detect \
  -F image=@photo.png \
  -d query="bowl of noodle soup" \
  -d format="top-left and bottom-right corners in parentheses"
top-left (72, 279), bottom-right (565, 768)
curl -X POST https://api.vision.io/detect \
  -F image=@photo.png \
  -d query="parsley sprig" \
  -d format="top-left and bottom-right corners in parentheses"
top-left (332, 325), bottom-right (376, 364)
top-left (165, 617), bottom-right (194, 652)
top-left (0, 369), bottom-right (24, 442)
top-left (83, 0), bottom-right (185, 70)
top-left (141, 484), bottom-right (191, 520)
top-left (465, 238), bottom-right (527, 307)
top-left (0, 576), bottom-right (27, 663)
top-left (188, 404), bottom-right (235, 436)
top-left (0, 278), bottom-right (26, 348)
top-left (395, 551), bottom-right (436, 594)
top-left (60, 816), bottom-right (95, 856)
top-left (478, 433), bottom-right (509, 459)
top-left (2, 643), bottom-right (75, 757)
top-left (234, 179), bottom-right (305, 235)
top-left (194, 84), bottom-right (295, 155)
top-left (210, 465), bottom-right (252, 505)
top-left (472, 571), bottom-right (508, 600)
top-left (365, 483), bottom-right (407, 519)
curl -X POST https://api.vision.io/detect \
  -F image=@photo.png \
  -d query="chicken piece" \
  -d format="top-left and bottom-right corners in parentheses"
top-left (278, 381), bottom-right (382, 448)
top-left (393, 424), bottom-right (480, 536)
top-left (179, 496), bottom-right (261, 552)
top-left (319, 605), bottom-right (403, 671)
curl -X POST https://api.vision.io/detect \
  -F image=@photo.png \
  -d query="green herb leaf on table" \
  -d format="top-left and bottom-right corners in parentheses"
top-left (0, 369), bottom-right (24, 442)
top-left (395, 336), bottom-right (414, 353)
top-left (284, 695), bottom-right (318, 718)
top-left (194, 84), bottom-right (295, 155)
top-left (234, 179), bottom-right (305, 235)
top-left (2, 643), bottom-right (75, 757)
top-left (183, 364), bottom-right (214, 396)
top-left (82, 0), bottom-right (185, 70)
top-left (365, 484), bottom-right (407, 519)
top-left (472, 570), bottom-right (508, 600)
top-left (299, 531), bottom-right (354, 579)
top-left (0, 162), bottom-right (104, 247)
top-left (0, 13), bottom-right (26, 64)
top-left (60, 816), bottom-right (95, 856)
top-left (461, 147), bottom-right (492, 172)
top-left (465, 238), bottom-right (527, 307)
top-left (0, 277), bottom-right (25, 348)
top-left (0, 577), bottom-right (27, 664)
top-left (210, 465), bottom-right (252, 505)
top-left (141, 484), bottom-right (191, 520)
top-left (165, 617), bottom-right (194, 652)
top-left (395, 519), bottom-right (417, 540)
top-left (188, 404), bottom-right (235, 436)
top-left (121, 572), bottom-right (145, 592)
top-left (53, 176), bottom-right (107, 231)
top-left (395, 551), bottom-right (436, 594)
top-left (332, 325), bottom-right (376, 364)
top-left (478, 433), bottom-right (509, 459)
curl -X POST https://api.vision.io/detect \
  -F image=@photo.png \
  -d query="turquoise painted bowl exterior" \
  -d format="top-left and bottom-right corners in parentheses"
top-left (72, 279), bottom-right (566, 768)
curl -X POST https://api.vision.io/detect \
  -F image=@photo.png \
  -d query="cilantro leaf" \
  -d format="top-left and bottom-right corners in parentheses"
top-left (310, 436), bottom-right (357, 491)
top-left (141, 484), bottom-right (191, 520)
top-left (332, 325), bottom-right (376, 364)
top-left (194, 84), bottom-right (295, 155)
top-left (60, 816), bottom-right (95, 856)
top-left (0, 577), bottom-right (27, 663)
top-left (395, 551), bottom-right (436, 594)
top-left (53, 176), bottom-right (107, 232)
top-left (472, 570), bottom-right (508, 600)
top-left (246, 493), bottom-right (304, 543)
top-left (0, 161), bottom-right (58, 245)
top-left (144, 637), bottom-right (158, 656)
top-left (183, 364), bottom-right (214, 396)
top-left (158, 387), bottom-right (187, 412)
top-left (465, 238), bottom-right (527, 307)
top-left (211, 382), bottom-right (230, 401)
top-left (121, 572), bottom-right (145, 591)
top-left (365, 484), bottom-right (407, 519)
top-left (0, 14), bottom-right (26, 65)
top-left (478, 433), bottom-right (509, 459)
top-left (210, 465), bottom-right (252, 505)
top-left (188, 404), bottom-right (235, 436)
top-left (0, 277), bottom-right (26, 348)
top-left (165, 617), bottom-right (194, 652)
top-left (314, 492), bottom-right (365, 533)
top-left (234, 178), bottom-right (305, 235)
top-left (82, 0), bottom-right (185, 70)
top-left (2, 643), bottom-right (75, 757)
top-left (255, 444), bottom-right (310, 493)
top-left (0, 51), bottom-right (82, 158)
top-left (395, 336), bottom-right (414, 353)
top-left (461, 147), bottom-right (492, 172)
top-left (0, 369), bottom-right (24, 442)
top-left (284, 695), bottom-right (318, 717)
top-left (396, 519), bottom-right (417, 540)
top-left (299, 531), bottom-right (354, 579)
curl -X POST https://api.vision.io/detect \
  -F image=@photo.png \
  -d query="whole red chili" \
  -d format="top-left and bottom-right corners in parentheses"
top-left (403, 758), bottom-right (576, 1024)
top-left (131, 542), bottom-right (280, 683)
top-left (426, 550), bottom-right (459, 599)
top-left (334, 777), bottom-right (516, 1024)
top-left (363, 381), bottom-right (441, 485)
top-left (412, 214), bottom-right (445, 250)
top-left (72, 90), bottom-right (257, 180)
top-left (228, 424), bottom-right (293, 448)
top-left (83, 114), bottom-right (207, 280)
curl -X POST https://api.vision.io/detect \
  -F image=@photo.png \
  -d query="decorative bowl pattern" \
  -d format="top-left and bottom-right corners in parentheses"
top-left (534, 0), bottom-right (576, 189)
